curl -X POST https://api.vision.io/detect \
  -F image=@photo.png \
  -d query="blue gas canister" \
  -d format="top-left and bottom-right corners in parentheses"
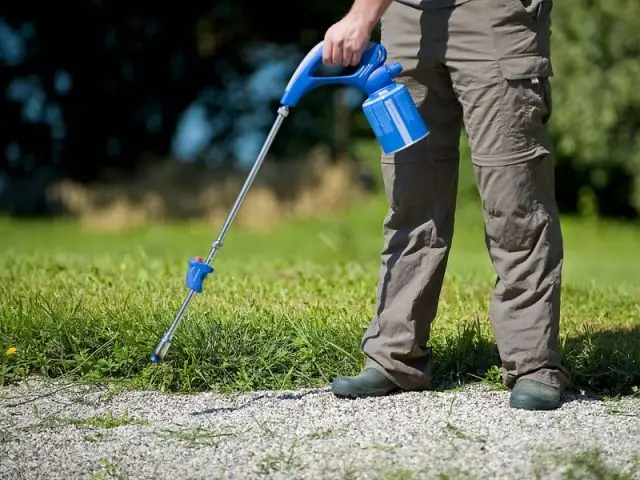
top-left (279, 42), bottom-right (429, 155)
top-left (361, 65), bottom-right (428, 154)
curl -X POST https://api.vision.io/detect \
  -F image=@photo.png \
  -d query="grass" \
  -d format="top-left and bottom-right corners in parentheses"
top-left (1, 153), bottom-right (639, 396)
top-left (64, 410), bottom-right (149, 429)
top-left (533, 448), bottom-right (640, 479)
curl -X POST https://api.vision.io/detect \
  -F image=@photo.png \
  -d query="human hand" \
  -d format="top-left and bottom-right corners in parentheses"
top-left (322, 13), bottom-right (374, 67)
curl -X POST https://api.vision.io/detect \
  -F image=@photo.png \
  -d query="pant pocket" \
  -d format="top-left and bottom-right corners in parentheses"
top-left (497, 55), bottom-right (553, 145)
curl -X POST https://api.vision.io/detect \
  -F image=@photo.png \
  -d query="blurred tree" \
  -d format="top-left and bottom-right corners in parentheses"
top-left (0, 0), bottom-right (359, 215)
top-left (549, 0), bottom-right (640, 218)
top-left (1, 1), bottom-right (639, 219)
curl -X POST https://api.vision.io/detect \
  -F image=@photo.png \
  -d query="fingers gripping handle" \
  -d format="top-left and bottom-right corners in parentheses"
top-left (279, 41), bottom-right (388, 108)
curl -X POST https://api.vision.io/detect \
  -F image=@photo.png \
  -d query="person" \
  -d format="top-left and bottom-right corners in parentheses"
top-left (323, 0), bottom-right (571, 410)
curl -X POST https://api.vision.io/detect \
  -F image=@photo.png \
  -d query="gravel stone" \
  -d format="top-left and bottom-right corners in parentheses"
top-left (1, 377), bottom-right (639, 479)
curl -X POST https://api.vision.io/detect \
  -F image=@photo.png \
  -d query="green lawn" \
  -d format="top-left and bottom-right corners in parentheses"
top-left (0, 180), bottom-right (639, 396)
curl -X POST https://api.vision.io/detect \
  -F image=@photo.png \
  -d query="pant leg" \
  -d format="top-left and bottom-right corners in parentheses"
top-left (361, 2), bottom-right (463, 391)
top-left (474, 156), bottom-right (569, 390)
top-left (444, 0), bottom-right (570, 390)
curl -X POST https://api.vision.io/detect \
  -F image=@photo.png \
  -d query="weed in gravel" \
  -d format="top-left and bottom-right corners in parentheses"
top-left (255, 437), bottom-right (301, 476)
top-left (434, 470), bottom-right (473, 480)
top-left (307, 428), bottom-right (336, 439)
top-left (372, 466), bottom-right (420, 480)
top-left (443, 422), bottom-right (486, 443)
top-left (533, 448), bottom-right (640, 479)
top-left (156, 425), bottom-right (235, 449)
top-left (92, 457), bottom-right (128, 480)
top-left (66, 409), bottom-right (148, 429)
top-left (0, 426), bottom-right (15, 444)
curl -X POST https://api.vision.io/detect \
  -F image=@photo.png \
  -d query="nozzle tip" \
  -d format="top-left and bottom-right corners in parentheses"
top-left (150, 353), bottom-right (161, 364)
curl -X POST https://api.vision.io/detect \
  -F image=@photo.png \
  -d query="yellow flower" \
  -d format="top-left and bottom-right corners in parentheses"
top-left (6, 346), bottom-right (16, 356)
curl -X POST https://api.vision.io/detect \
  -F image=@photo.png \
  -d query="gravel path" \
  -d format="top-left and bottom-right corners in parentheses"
top-left (1, 378), bottom-right (639, 479)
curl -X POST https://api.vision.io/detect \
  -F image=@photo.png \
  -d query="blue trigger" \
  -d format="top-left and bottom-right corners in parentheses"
top-left (186, 257), bottom-right (214, 293)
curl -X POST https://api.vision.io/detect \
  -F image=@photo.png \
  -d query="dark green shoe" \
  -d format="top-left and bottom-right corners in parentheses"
top-left (332, 368), bottom-right (399, 398)
top-left (510, 379), bottom-right (562, 410)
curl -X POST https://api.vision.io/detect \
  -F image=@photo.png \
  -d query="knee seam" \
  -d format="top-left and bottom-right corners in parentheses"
top-left (472, 145), bottom-right (552, 167)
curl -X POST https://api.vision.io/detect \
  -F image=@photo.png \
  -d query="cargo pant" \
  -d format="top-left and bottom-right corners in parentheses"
top-left (361, 0), bottom-right (571, 391)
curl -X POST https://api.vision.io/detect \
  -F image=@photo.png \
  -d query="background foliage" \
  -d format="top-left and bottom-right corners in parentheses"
top-left (0, 0), bottom-right (639, 219)
top-left (549, 0), bottom-right (640, 217)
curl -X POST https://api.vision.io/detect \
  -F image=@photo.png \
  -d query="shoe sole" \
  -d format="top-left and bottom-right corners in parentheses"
top-left (331, 385), bottom-right (399, 399)
top-left (509, 398), bottom-right (561, 410)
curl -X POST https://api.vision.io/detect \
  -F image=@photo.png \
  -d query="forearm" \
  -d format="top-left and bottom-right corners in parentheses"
top-left (347, 0), bottom-right (394, 30)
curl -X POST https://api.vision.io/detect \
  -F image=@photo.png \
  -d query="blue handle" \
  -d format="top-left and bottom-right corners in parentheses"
top-left (280, 41), bottom-right (389, 108)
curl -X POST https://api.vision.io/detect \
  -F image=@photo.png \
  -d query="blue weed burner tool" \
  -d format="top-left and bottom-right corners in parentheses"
top-left (150, 41), bottom-right (429, 363)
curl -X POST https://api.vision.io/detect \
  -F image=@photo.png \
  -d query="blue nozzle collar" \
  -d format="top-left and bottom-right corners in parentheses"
top-left (364, 63), bottom-right (404, 95)
top-left (186, 257), bottom-right (214, 293)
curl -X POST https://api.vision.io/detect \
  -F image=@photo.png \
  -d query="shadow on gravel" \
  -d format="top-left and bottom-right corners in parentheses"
top-left (557, 394), bottom-right (611, 407)
top-left (274, 388), bottom-right (329, 400)
top-left (190, 394), bottom-right (270, 416)
top-left (189, 388), bottom-right (329, 416)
